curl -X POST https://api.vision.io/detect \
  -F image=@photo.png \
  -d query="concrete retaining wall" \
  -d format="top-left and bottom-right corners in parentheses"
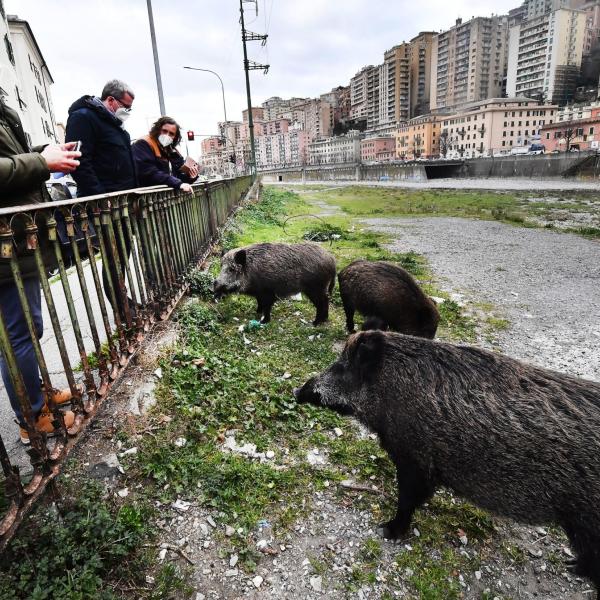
top-left (259, 152), bottom-right (600, 183)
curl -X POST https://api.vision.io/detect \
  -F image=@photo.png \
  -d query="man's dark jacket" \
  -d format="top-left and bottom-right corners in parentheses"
top-left (65, 95), bottom-right (136, 197)
top-left (0, 99), bottom-right (52, 281)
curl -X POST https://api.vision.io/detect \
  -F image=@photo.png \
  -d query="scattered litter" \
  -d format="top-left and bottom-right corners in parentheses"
top-left (291, 293), bottom-right (303, 301)
top-left (248, 319), bottom-right (263, 330)
top-left (282, 372), bottom-right (292, 380)
top-left (174, 437), bottom-right (187, 448)
top-left (430, 296), bottom-right (445, 305)
top-left (307, 448), bottom-right (326, 466)
top-left (206, 515), bottom-right (217, 528)
top-left (172, 499), bottom-right (191, 512)
top-left (119, 447), bottom-right (138, 457)
top-left (117, 488), bottom-right (129, 498)
top-left (158, 548), bottom-right (167, 561)
top-left (153, 367), bottom-right (163, 379)
top-left (310, 575), bottom-right (323, 592)
top-left (333, 427), bottom-right (343, 437)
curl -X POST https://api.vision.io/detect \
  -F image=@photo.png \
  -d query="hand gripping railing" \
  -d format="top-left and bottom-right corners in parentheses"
top-left (0, 176), bottom-right (251, 549)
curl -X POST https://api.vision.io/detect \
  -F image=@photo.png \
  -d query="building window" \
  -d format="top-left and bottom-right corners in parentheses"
top-left (546, 133), bottom-right (550, 140)
top-left (4, 34), bottom-right (15, 66)
top-left (590, 127), bottom-right (595, 135)
top-left (577, 128), bottom-right (584, 136)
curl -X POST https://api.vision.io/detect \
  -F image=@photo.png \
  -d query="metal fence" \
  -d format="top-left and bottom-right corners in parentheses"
top-left (0, 176), bottom-right (251, 549)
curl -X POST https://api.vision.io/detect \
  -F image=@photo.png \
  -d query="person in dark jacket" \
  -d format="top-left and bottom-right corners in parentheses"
top-left (132, 116), bottom-right (198, 192)
top-left (65, 80), bottom-right (137, 322)
top-left (65, 79), bottom-right (136, 196)
top-left (0, 97), bottom-right (78, 442)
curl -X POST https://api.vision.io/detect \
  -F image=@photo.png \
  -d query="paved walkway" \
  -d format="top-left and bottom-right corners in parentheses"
top-left (0, 260), bottom-right (122, 473)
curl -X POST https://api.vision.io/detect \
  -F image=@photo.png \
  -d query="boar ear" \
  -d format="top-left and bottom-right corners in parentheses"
top-left (353, 331), bottom-right (385, 381)
top-left (234, 249), bottom-right (247, 267)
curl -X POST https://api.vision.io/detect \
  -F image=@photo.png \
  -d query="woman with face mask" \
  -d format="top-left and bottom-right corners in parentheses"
top-left (132, 117), bottom-right (199, 193)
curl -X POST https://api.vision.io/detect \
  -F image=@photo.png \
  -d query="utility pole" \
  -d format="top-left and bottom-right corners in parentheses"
top-left (147, 0), bottom-right (166, 115)
top-left (239, 0), bottom-right (269, 179)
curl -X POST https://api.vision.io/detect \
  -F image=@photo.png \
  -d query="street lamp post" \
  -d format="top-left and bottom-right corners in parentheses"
top-left (183, 66), bottom-right (228, 126)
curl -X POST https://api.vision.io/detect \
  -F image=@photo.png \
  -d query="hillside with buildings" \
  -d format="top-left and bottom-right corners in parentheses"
top-left (200, 0), bottom-right (600, 174)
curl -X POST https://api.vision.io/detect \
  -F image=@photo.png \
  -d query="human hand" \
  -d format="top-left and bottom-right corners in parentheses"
top-left (41, 145), bottom-right (81, 173)
top-left (179, 183), bottom-right (193, 193)
top-left (61, 141), bottom-right (81, 152)
top-left (188, 165), bottom-right (199, 179)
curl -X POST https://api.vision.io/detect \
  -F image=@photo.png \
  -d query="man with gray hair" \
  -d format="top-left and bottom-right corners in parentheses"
top-left (65, 79), bottom-right (137, 196)
top-left (65, 80), bottom-right (138, 320)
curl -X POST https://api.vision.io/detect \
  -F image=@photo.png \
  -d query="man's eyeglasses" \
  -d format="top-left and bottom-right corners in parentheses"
top-left (112, 97), bottom-right (133, 112)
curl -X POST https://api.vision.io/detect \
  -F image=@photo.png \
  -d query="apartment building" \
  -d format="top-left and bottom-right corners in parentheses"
top-left (360, 136), bottom-right (396, 162)
top-left (308, 130), bottom-right (363, 164)
top-left (384, 44), bottom-right (411, 125)
top-left (506, 7), bottom-right (586, 104)
top-left (349, 66), bottom-right (371, 120)
top-left (440, 97), bottom-right (557, 157)
top-left (540, 101), bottom-right (600, 150)
top-left (410, 32), bottom-right (436, 117)
top-left (1, 13), bottom-right (56, 145)
top-left (395, 114), bottom-right (443, 159)
top-left (430, 15), bottom-right (509, 111)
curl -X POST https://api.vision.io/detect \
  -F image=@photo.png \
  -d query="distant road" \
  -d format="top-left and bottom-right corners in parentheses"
top-left (268, 178), bottom-right (600, 191)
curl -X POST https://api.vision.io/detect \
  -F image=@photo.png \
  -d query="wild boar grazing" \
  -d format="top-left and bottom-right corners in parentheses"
top-left (213, 242), bottom-right (336, 325)
top-left (294, 331), bottom-right (600, 594)
top-left (338, 260), bottom-right (439, 337)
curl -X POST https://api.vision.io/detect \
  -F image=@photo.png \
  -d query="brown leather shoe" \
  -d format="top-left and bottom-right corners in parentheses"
top-left (20, 410), bottom-right (75, 445)
top-left (41, 384), bottom-right (73, 406)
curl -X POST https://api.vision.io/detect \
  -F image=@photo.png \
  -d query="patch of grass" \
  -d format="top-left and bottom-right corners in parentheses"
top-left (437, 299), bottom-right (477, 342)
top-left (126, 185), bottom-right (503, 594)
top-left (187, 268), bottom-right (215, 300)
top-left (0, 481), bottom-right (178, 600)
top-left (485, 316), bottom-right (510, 331)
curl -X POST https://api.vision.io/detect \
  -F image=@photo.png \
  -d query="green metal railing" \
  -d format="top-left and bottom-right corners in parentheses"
top-left (0, 176), bottom-right (251, 549)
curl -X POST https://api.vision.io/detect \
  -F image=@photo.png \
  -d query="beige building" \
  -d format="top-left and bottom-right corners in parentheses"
top-left (507, 7), bottom-right (587, 104)
top-left (410, 32), bottom-right (436, 117)
top-left (350, 66), bottom-right (371, 120)
top-left (395, 114), bottom-right (443, 159)
top-left (440, 97), bottom-right (557, 158)
top-left (4, 15), bottom-right (56, 145)
top-left (430, 15), bottom-right (509, 111)
top-left (308, 130), bottom-right (363, 164)
top-left (384, 44), bottom-right (411, 124)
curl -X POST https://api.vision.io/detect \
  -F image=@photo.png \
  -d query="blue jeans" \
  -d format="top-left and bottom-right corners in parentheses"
top-left (0, 277), bottom-right (44, 427)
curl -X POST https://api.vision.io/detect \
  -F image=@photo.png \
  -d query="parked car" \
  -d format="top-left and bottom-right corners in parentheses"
top-left (510, 146), bottom-right (530, 156)
top-left (528, 144), bottom-right (546, 155)
top-left (493, 151), bottom-right (510, 158)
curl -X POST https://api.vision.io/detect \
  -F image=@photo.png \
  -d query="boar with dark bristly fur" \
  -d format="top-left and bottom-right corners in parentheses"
top-left (213, 242), bottom-right (336, 325)
top-left (338, 260), bottom-right (439, 337)
top-left (294, 331), bottom-right (600, 595)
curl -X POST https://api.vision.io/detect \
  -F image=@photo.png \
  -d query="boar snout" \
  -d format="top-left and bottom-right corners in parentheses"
top-left (293, 377), bottom-right (322, 406)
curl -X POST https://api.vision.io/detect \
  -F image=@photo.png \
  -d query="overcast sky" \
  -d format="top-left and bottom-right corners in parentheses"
top-left (6, 0), bottom-right (518, 157)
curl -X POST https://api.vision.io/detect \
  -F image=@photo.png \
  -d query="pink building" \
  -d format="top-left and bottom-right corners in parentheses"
top-left (360, 136), bottom-right (396, 162)
top-left (540, 105), bottom-right (600, 152)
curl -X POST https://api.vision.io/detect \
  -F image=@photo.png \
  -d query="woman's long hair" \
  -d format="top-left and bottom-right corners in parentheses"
top-left (149, 116), bottom-right (182, 148)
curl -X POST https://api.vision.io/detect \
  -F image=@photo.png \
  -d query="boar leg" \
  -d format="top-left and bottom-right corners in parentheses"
top-left (341, 296), bottom-right (355, 332)
top-left (307, 290), bottom-right (329, 326)
top-left (562, 522), bottom-right (600, 593)
top-left (257, 292), bottom-right (276, 324)
top-left (379, 462), bottom-right (434, 540)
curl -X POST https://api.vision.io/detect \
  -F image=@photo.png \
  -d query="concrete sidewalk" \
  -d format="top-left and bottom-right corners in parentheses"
top-left (0, 259), bottom-right (121, 474)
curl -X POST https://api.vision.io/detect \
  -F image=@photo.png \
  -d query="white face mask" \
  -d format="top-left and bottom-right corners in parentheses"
top-left (115, 107), bottom-right (131, 123)
top-left (158, 134), bottom-right (173, 147)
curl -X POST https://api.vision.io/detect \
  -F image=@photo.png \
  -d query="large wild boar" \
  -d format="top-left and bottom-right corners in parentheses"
top-left (338, 260), bottom-right (439, 337)
top-left (213, 242), bottom-right (336, 325)
top-left (294, 331), bottom-right (600, 595)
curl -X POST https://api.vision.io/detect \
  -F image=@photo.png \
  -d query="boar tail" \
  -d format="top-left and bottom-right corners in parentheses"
top-left (328, 275), bottom-right (336, 297)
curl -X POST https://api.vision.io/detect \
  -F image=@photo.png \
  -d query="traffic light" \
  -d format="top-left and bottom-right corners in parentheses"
top-left (187, 131), bottom-right (195, 141)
